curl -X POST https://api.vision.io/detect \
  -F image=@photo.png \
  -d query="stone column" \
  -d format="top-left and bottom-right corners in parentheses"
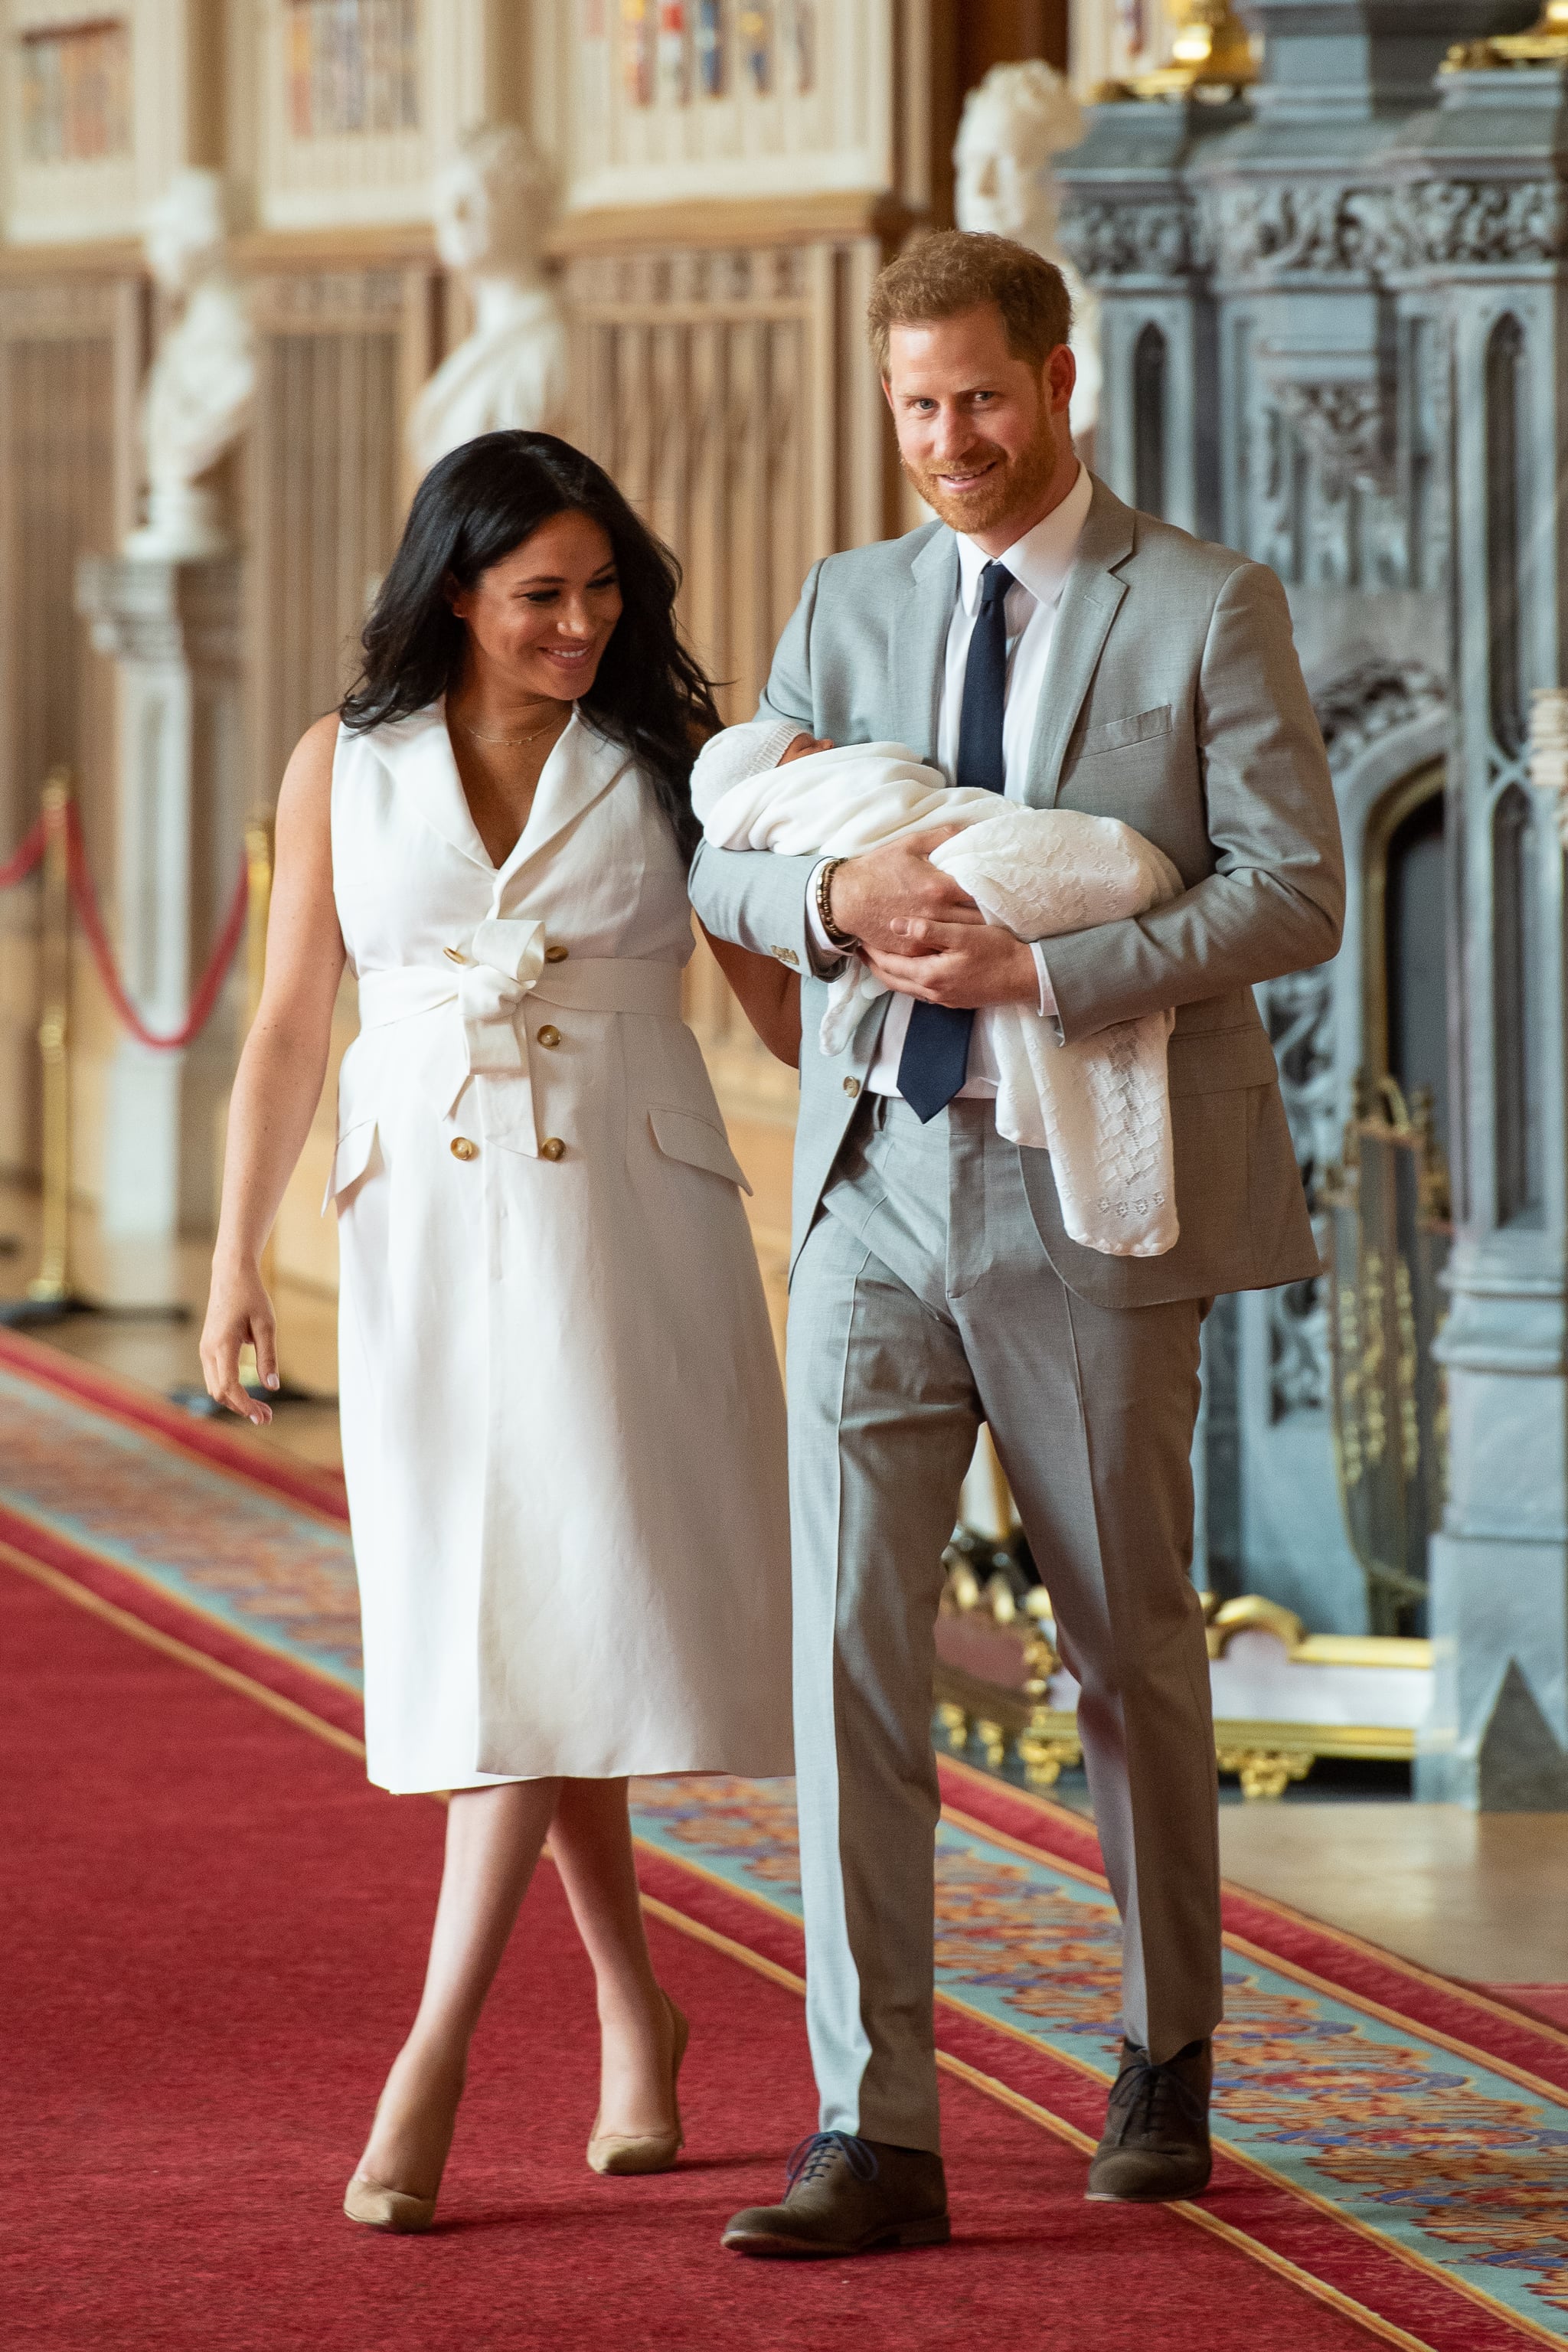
top-left (75, 554), bottom-right (243, 1241)
top-left (1416, 52), bottom-right (1568, 1806)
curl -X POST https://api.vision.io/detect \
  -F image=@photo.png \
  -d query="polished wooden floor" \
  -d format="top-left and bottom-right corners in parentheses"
top-left (4, 1175), bottom-right (1563, 1989)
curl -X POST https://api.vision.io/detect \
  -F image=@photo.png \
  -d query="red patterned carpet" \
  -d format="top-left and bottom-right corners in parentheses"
top-left (9, 1324), bottom-right (1568, 2350)
top-left (3, 1562), bottom-right (1380, 2352)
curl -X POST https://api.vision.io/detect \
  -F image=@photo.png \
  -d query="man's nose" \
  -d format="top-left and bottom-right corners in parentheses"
top-left (927, 406), bottom-right (973, 460)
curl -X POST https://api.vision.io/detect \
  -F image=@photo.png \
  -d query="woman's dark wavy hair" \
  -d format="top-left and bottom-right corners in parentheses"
top-left (340, 430), bottom-right (718, 858)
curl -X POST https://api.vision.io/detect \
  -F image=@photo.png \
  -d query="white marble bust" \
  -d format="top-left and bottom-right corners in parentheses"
top-left (126, 170), bottom-right (256, 562)
top-left (955, 62), bottom-right (1101, 444)
top-left (407, 125), bottom-right (570, 479)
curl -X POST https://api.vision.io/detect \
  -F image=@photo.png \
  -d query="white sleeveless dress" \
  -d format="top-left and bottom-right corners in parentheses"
top-left (327, 703), bottom-right (793, 1793)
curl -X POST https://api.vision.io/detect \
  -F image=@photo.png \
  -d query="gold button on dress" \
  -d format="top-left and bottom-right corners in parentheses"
top-left (450, 1135), bottom-right (478, 1161)
top-left (537, 1025), bottom-right (561, 1048)
top-left (540, 1137), bottom-right (566, 1161)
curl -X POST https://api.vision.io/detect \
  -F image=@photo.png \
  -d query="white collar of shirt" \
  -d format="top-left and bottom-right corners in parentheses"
top-left (952, 460), bottom-right (1093, 616)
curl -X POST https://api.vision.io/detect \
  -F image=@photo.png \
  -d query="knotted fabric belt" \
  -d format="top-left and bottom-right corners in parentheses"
top-left (354, 920), bottom-right (685, 1155)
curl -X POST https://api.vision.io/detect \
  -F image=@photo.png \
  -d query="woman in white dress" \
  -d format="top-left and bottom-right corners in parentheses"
top-left (201, 430), bottom-right (795, 2231)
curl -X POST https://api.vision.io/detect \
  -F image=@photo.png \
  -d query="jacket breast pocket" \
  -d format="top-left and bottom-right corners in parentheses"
top-left (646, 1106), bottom-right (753, 1194)
top-left (1077, 704), bottom-right (1176, 756)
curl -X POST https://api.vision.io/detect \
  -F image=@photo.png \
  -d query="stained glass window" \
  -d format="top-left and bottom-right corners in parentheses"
top-left (737, 1), bottom-right (770, 94)
top-left (621, 0), bottom-right (655, 104)
top-left (285, 0), bottom-right (420, 140)
top-left (789, 0), bottom-right (815, 93)
top-left (696, 0), bottom-right (723, 95)
top-left (19, 16), bottom-right (131, 164)
top-left (658, 0), bottom-right (688, 103)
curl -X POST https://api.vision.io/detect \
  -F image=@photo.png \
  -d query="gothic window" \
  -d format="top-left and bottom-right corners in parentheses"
top-left (1485, 314), bottom-right (1526, 760)
top-left (1132, 321), bottom-right (1166, 520)
top-left (1492, 782), bottom-right (1543, 1225)
top-left (286, 0), bottom-right (420, 139)
top-left (19, 19), bottom-right (131, 162)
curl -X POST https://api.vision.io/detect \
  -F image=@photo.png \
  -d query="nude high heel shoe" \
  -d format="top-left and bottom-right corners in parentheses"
top-left (586, 1991), bottom-right (690, 2176)
top-left (342, 2174), bottom-right (438, 2233)
top-left (343, 2060), bottom-right (461, 2232)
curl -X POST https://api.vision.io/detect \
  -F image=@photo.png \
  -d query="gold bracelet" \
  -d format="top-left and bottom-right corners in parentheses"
top-left (815, 857), bottom-right (857, 952)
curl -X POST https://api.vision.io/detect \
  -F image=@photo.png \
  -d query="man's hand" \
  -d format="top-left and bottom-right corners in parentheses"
top-left (828, 826), bottom-right (985, 955)
top-left (864, 920), bottom-right (1041, 1010)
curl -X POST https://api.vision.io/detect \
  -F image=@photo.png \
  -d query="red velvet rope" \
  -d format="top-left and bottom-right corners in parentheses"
top-left (0, 815), bottom-right (46, 890)
top-left (65, 803), bottom-right (250, 1052)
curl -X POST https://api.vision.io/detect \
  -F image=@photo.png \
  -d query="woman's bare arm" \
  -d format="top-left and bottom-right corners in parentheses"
top-left (200, 714), bottom-right (346, 1424)
top-left (701, 926), bottom-right (801, 1069)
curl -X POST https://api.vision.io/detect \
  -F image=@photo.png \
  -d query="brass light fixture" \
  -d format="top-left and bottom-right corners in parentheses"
top-left (1099, 0), bottom-right (1259, 100)
top-left (1445, 1), bottom-right (1568, 70)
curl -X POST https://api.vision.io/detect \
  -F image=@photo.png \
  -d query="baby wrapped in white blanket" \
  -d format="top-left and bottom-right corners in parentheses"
top-left (691, 720), bottom-right (1186, 1259)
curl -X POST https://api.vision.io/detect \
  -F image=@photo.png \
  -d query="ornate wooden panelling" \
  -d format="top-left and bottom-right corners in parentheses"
top-left (564, 232), bottom-right (892, 1123)
top-left (0, 273), bottom-right (135, 1182)
top-left (246, 266), bottom-right (407, 805)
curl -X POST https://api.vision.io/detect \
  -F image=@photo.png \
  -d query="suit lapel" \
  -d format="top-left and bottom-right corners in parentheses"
top-left (890, 525), bottom-right (958, 760)
top-left (1026, 476), bottom-right (1136, 808)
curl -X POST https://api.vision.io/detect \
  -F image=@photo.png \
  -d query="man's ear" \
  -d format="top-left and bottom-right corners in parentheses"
top-left (1046, 342), bottom-right (1076, 416)
top-left (880, 374), bottom-right (895, 414)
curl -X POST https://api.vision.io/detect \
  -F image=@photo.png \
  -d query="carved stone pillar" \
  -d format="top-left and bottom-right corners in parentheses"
top-left (1415, 53), bottom-right (1568, 1807)
top-left (75, 555), bottom-right (243, 1240)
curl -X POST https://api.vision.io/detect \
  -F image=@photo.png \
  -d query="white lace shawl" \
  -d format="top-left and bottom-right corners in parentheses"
top-left (692, 730), bottom-right (1184, 1259)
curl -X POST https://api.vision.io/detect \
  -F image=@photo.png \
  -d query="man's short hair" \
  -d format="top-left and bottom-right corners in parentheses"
top-left (867, 230), bottom-right (1072, 376)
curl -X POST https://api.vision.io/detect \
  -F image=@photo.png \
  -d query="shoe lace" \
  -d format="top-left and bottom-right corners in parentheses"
top-left (1106, 2050), bottom-right (1207, 2146)
top-left (785, 2130), bottom-right (880, 2191)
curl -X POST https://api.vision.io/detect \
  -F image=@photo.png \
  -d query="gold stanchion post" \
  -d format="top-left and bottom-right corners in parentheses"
top-left (28, 769), bottom-right (74, 1306)
top-left (1, 769), bottom-right (80, 1325)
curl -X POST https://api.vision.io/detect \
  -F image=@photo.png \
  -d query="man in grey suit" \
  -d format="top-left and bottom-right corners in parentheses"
top-left (695, 231), bottom-right (1344, 2257)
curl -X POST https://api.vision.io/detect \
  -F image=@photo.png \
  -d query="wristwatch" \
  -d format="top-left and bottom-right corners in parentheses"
top-left (815, 857), bottom-right (858, 953)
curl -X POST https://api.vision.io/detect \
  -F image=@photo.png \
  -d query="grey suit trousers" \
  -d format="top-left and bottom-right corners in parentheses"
top-left (790, 1096), bottom-right (1223, 2154)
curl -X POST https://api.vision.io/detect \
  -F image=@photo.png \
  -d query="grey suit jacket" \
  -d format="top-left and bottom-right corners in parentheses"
top-left (688, 475), bottom-right (1346, 1308)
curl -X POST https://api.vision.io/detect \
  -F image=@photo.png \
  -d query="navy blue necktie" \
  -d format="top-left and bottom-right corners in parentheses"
top-left (896, 560), bottom-right (1013, 1122)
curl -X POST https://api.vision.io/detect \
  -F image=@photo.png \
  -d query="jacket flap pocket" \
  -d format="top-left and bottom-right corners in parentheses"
top-left (1167, 1029), bottom-right (1279, 1097)
top-left (648, 1106), bottom-right (752, 1194)
top-left (1078, 704), bottom-right (1175, 756)
top-left (322, 1117), bottom-right (377, 1212)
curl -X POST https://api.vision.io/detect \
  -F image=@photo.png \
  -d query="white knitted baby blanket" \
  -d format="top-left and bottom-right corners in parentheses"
top-left (692, 736), bottom-right (1186, 1259)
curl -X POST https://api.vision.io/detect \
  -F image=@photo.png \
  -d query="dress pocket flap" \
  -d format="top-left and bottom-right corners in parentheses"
top-left (1167, 1028), bottom-right (1279, 1096)
top-left (322, 1117), bottom-right (378, 1212)
top-left (647, 1107), bottom-right (752, 1194)
top-left (1078, 704), bottom-right (1176, 756)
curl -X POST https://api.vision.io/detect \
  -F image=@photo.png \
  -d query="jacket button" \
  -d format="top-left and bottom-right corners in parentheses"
top-left (540, 1137), bottom-right (566, 1161)
top-left (544, 943), bottom-right (570, 963)
top-left (843, 1076), bottom-right (861, 1097)
top-left (450, 1136), bottom-right (478, 1161)
top-left (537, 1024), bottom-right (561, 1048)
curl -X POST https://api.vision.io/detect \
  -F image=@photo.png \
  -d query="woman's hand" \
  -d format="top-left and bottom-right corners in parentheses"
top-left (201, 1258), bottom-right (281, 1425)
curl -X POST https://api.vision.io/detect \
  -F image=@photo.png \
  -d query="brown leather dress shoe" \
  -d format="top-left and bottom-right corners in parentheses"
top-left (722, 2131), bottom-right (950, 2258)
top-left (1086, 2037), bottom-right (1213, 2201)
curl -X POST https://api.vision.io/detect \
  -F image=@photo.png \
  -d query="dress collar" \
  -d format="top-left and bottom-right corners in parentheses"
top-left (954, 461), bottom-right (1093, 615)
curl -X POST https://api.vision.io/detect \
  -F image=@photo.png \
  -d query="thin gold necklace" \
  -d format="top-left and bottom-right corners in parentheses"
top-left (456, 707), bottom-right (568, 750)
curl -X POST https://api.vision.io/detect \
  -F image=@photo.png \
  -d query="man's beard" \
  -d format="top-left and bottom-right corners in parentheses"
top-left (902, 421), bottom-right (1059, 538)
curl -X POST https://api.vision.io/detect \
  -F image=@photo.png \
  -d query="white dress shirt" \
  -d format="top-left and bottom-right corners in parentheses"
top-left (807, 461), bottom-right (1093, 1098)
